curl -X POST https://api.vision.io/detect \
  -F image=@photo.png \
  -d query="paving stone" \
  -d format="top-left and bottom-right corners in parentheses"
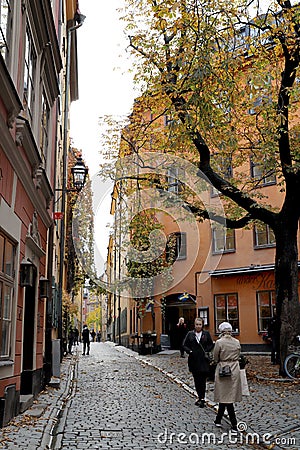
top-left (0, 343), bottom-right (299, 449)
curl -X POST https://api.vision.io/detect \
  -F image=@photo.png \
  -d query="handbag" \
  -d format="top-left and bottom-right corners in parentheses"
top-left (199, 341), bottom-right (214, 364)
top-left (205, 351), bottom-right (214, 364)
top-left (219, 365), bottom-right (232, 377)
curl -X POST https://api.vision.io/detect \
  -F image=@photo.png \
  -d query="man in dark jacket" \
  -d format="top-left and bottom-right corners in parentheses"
top-left (176, 317), bottom-right (188, 357)
top-left (267, 312), bottom-right (280, 364)
top-left (82, 324), bottom-right (90, 355)
top-left (183, 317), bottom-right (214, 407)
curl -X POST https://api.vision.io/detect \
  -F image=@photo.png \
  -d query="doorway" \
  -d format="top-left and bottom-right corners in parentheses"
top-left (163, 295), bottom-right (196, 349)
top-left (20, 270), bottom-right (36, 395)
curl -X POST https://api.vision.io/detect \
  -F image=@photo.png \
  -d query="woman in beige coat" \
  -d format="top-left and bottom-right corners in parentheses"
top-left (213, 322), bottom-right (242, 431)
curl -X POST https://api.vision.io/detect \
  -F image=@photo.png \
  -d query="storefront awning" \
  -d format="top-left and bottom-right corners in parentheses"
top-left (209, 264), bottom-right (275, 277)
top-left (210, 261), bottom-right (300, 277)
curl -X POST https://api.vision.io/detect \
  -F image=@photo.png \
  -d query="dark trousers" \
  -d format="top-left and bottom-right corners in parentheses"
top-left (192, 372), bottom-right (207, 400)
top-left (216, 403), bottom-right (237, 426)
top-left (180, 344), bottom-right (185, 357)
top-left (271, 338), bottom-right (279, 363)
top-left (83, 341), bottom-right (90, 354)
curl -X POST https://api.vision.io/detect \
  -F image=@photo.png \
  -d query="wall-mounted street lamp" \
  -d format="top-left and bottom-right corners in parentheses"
top-left (20, 258), bottom-right (34, 287)
top-left (71, 156), bottom-right (88, 192)
top-left (55, 156), bottom-right (88, 195)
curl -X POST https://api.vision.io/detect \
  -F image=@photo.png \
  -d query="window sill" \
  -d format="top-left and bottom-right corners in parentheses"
top-left (254, 244), bottom-right (276, 250)
top-left (0, 360), bottom-right (14, 367)
top-left (212, 249), bottom-right (236, 255)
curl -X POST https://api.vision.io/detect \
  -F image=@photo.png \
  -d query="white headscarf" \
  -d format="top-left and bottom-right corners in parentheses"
top-left (218, 322), bottom-right (232, 332)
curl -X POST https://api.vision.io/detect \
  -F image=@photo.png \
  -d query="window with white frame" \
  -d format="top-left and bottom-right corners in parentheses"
top-left (40, 91), bottom-right (50, 167)
top-left (0, 232), bottom-right (15, 359)
top-left (214, 293), bottom-right (239, 333)
top-left (250, 159), bottom-right (276, 186)
top-left (254, 223), bottom-right (276, 248)
top-left (0, 0), bottom-right (12, 62)
top-left (248, 76), bottom-right (272, 115)
top-left (23, 26), bottom-right (36, 121)
top-left (257, 290), bottom-right (276, 332)
top-left (212, 227), bottom-right (235, 254)
top-left (167, 167), bottom-right (184, 194)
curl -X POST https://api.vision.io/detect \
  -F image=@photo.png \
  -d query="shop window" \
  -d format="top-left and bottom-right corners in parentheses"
top-left (254, 223), bottom-right (276, 248)
top-left (0, 232), bottom-right (15, 359)
top-left (212, 227), bottom-right (235, 254)
top-left (257, 290), bottom-right (276, 332)
top-left (214, 293), bottom-right (239, 333)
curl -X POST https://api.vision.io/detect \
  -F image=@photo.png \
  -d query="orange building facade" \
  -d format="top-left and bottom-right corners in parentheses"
top-left (107, 106), bottom-right (300, 354)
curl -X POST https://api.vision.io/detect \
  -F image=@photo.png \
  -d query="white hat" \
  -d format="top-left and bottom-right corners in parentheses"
top-left (218, 322), bottom-right (232, 332)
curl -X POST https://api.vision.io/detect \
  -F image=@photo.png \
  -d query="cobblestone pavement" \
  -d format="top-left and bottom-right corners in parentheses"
top-left (0, 342), bottom-right (299, 449)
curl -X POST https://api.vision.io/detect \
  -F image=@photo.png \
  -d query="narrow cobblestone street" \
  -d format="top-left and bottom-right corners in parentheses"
top-left (0, 342), bottom-right (299, 449)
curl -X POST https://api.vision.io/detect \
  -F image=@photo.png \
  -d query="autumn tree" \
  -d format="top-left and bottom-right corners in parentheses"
top-left (117, 0), bottom-right (300, 369)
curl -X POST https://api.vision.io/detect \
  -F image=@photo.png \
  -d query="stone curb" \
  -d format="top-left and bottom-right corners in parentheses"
top-left (38, 352), bottom-right (78, 450)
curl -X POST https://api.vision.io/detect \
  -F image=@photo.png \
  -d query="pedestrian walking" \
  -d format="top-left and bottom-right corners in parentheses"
top-left (73, 327), bottom-right (79, 345)
top-left (213, 321), bottom-right (242, 431)
top-left (97, 330), bottom-right (101, 342)
top-left (82, 324), bottom-right (90, 355)
top-left (90, 329), bottom-right (96, 342)
top-left (176, 317), bottom-right (188, 357)
top-left (67, 329), bottom-right (74, 354)
top-left (183, 317), bottom-right (214, 407)
top-left (267, 311), bottom-right (280, 364)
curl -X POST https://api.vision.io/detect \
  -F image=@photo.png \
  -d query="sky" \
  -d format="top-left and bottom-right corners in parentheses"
top-left (70, 1), bottom-right (137, 276)
top-left (70, 0), bottom-right (135, 173)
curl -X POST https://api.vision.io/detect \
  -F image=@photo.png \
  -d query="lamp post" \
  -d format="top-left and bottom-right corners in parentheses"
top-left (57, 12), bottom-right (86, 358)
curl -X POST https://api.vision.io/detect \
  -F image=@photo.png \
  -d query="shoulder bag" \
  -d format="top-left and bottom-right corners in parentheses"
top-left (219, 365), bottom-right (232, 377)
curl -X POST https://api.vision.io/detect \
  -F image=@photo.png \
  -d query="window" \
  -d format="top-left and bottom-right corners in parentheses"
top-left (254, 223), bottom-right (276, 248)
top-left (167, 167), bottom-right (184, 194)
top-left (0, 0), bottom-right (12, 62)
top-left (250, 159), bottom-right (276, 186)
top-left (23, 26), bottom-right (36, 121)
top-left (0, 232), bottom-right (15, 359)
top-left (212, 227), bottom-right (235, 253)
top-left (40, 92), bottom-right (50, 166)
top-left (210, 154), bottom-right (233, 197)
top-left (248, 76), bottom-right (272, 115)
top-left (257, 290), bottom-right (276, 332)
top-left (166, 232), bottom-right (187, 263)
top-left (214, 293), bottom-right (239, 333)
top-left (198, 307), bottom-right (209, 326)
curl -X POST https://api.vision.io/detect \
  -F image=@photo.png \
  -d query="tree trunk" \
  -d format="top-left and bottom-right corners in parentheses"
top-left (274, 214), bottom-right (300, 374)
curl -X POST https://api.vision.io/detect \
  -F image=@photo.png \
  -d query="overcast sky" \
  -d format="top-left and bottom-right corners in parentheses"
top-left (70, 1), bottom-right (136, 276)
top-left (70, 0), bottom-right (135, 173)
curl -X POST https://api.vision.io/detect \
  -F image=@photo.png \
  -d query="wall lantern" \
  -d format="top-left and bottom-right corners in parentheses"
top-left (71, 156), bottom-right (88, 192)
top-left (20, 259), bottom-right (34, 287)
top-left (39, 276), bottom-right (49, 298)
